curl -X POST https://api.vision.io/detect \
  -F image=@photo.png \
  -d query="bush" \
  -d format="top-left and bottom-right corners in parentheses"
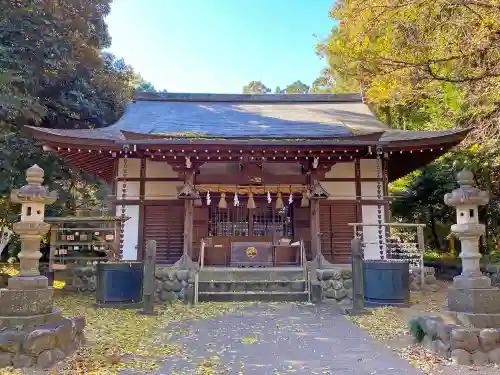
top-left (409, 318), bottom-right (426, 343)
top-left (423, 251), bottom-right (457, 262)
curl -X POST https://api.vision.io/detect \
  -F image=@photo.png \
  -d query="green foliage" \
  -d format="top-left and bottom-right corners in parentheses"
top-left (283, 80), bottom-right (310, 94)
top-left (0, 0), bottom-right (148, 258)
top-left (409, 318), bottom-right (426, 343)
top-left (242, 81), bottom-right (271, 94)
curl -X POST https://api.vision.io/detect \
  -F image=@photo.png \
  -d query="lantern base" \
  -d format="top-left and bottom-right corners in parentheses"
top-left (448, 286), bottom-right (500, 315)
top-left (0, 287), bottom-right (53, 316)
top-left (7, 275), bottom-right (48, 290)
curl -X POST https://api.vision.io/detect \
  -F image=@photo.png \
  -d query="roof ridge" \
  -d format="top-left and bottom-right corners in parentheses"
top-left (131, 91), bottom-right (363, 103)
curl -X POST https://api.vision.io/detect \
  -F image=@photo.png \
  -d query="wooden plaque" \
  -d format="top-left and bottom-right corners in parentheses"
top-left (230, 242), bottom-right (272, 267)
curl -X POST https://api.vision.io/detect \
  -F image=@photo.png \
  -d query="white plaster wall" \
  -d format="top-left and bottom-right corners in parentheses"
top-left (324, 162), bottom-right (355, 178)
top-left (321, 181), bottom-right (356, 200)
top-left (115, 181), bottom-right (140, 200)
top-left (144, 181), bottom-right (183, 200)
top-left (361, 205), bottom-right (386, 260)
top-left (360, 159), bottom-right (377, 178)
top-left (117, 158), bottom-right (140, 178)
top-left (361, 181), bottom-right (379, 199)
top-left (146, 159), bottom-right (178, 178)
top-left (116, 205), bottom-right (139, 260)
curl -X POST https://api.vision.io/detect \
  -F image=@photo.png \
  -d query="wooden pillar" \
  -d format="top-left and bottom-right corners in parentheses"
top-left (182, 172), bottom-right (195, 258)
top-left (310, 199), bottom-right (320, 259)
top-left (184, 200), bottom-right (194, 258)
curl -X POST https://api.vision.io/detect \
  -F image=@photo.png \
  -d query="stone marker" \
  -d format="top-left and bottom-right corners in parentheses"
top-left (345, 237), bottom-right (367, 315)
top-left (138, 240), bottom-right (158, 316)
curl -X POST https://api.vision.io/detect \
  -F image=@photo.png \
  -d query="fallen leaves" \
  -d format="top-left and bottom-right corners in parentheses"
top-left (345, 306), bottom-right (407, 341)
top-left (51, 293), bottom-right (245, 375)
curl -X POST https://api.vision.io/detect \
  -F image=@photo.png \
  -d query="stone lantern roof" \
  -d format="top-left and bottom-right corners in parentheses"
top-left (10, 164), bottom-right (58, 204)
top-left (444, 168), bottom-right (489, 207)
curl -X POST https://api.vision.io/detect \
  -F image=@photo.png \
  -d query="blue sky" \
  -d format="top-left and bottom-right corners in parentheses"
top-left (106, 0), bottom-right (335, 93)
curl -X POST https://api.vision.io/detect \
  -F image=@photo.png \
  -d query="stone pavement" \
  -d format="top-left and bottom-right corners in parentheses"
top-left (135, 302), bottom-right (424, 375)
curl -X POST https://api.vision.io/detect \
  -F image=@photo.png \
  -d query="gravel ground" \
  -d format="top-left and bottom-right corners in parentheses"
top-left (144, 302), bottom-right (425, 375)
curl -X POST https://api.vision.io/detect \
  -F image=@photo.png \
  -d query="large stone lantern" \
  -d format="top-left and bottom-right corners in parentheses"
top-left (445, 168), bottom-right (500, 327)
top-left (11, 164), bottom-right (57, 278)
top-left (444, 168), bottom-right (490, 288)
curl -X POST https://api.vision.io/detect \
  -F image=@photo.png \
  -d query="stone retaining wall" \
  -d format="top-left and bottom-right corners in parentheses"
top-left (415, 316), bottom-right (500, 365)
top-left (154, 268), bottom-right (195, 303)
top-left (0, 316), bottom-right (86, 370)
top-left (63, 265), bottom-right (97, 293)
top-left (410, 267), bottom-right (439, 292)
top-left (316, 268), bottom-right (353, 305)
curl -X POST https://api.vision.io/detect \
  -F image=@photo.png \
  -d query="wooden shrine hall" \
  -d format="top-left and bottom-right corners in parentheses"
top-left (26, 92), bottom-right (469, 266)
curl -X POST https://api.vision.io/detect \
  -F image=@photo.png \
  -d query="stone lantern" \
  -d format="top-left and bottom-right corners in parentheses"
top-left (445, 168), bottom-right (500, 327)
top-left (444, 168), bottom-right (489, 288)
top-left (10, 164), bottom-right (57, 278)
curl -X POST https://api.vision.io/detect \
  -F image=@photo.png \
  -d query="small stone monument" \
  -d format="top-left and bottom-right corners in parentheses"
top-left (0, 166), bottom-right (86, 369)
top-left (445, 168), bottom-right (500, 327)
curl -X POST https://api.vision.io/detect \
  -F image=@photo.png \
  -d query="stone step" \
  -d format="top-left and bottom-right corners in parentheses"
top-left (198, 267), bottom-right (305, 282)
top-left (198, 280), bottom-right (306, 293)
top-left (198, 291), bottom-right (309, 302)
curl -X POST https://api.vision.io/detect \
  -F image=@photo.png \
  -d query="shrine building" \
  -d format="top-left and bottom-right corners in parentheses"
top-left (26, 92), bottom-right (469, 266)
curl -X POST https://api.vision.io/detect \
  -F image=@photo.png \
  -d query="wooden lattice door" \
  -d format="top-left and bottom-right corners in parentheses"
top-left (319, 201), bottom-right (356, 264)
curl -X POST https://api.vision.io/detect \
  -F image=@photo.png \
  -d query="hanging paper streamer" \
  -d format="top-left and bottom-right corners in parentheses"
top-left (206, 191), bottom-right (211, 205)
top-left (288, 192), bottom-right (293, 205)
top-left (312, 157), bottom-right (319, 169)
top-left (185, 155), bottom-right (192, 169)
top-left (234, 192), bottom-right (240, 207)
top-left (267, 191), bottom-right (272, 204)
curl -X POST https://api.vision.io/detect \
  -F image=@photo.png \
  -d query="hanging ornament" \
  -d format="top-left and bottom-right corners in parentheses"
top-left (234, 192), bottom-right (240, 207)
top-left (288, 192), bottom-right (293, 205)
top-left (247, 192), bottom-right (256, 209)
top-left (206, 191), bottom-right (211, 205)
top-left (218, 192), bottom-right (227, 209)
top-left (194, 197), bottom-right (203, 207)
top-left (267, 191), bottom-right (272, 204)
top-left (275, 192), bottom-right (284, 209)
top-left (185, 155), bottom-right (192, 169)
top-left (300, 189), bottom-right (309, 207)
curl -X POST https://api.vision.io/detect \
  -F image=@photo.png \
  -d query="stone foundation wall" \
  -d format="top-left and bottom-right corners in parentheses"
top-left (416, 316), bottom-right (500, 365)
top-left (0, 316), bottom-right (86, 370)
top-left (63, 265), bottom-right (97, 293)
top-left (316, 268), bottom-right (353, 305)
top-left (155, 268), bottom-right (195, 303)
top-left (410, 267), bottom-right (439, 292)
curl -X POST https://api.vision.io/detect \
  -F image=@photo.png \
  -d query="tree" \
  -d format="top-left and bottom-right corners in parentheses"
top-left (284, 80), bottom-right (310, 94)
top-left (274, 86), bottom-right (282, 94)
top-left (321, 0), bottom-right (500, 138)
top-left (242, 81), bottom-right (271, 94)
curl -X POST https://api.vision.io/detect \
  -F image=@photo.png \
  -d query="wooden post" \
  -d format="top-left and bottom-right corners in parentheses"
top-left (346, 237), bottom-right (367, 315)
top-left (48, 224), bottom-right (58, 287)
top-left (138, 240), bottom-right (157, 316)
top-left (417, 226), bottom-right (426, 287)
top-left (184, 200), bottom-right (194, 258)
top-left (310, 199), bottom-right (320, 259)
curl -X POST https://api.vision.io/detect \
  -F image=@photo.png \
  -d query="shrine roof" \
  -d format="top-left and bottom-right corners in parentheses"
top-left (25, 92), bottom-right (470, 147)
